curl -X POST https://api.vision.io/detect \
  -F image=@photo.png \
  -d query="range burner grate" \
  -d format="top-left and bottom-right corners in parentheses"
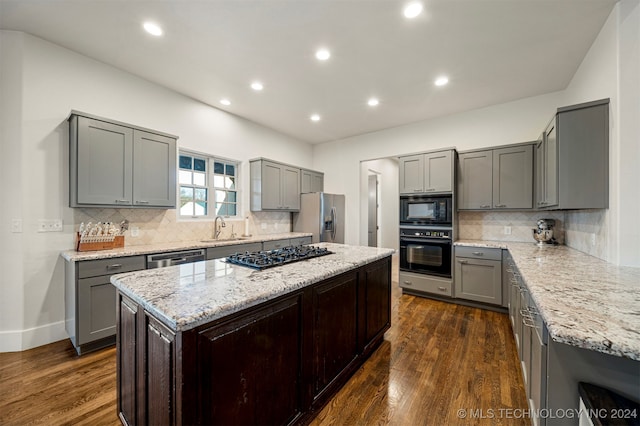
top-left (226, 245), bottom-right (333, 270)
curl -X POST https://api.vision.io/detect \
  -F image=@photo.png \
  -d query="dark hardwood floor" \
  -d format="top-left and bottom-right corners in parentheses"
top-left (0, 261), bottom-right (527, 425)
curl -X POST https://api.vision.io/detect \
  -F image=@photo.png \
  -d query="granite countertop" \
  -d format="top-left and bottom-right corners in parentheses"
top-left (110, 243), bottom-right (395, 332)
top-left (60, 232), bottom-right (312, 261)
top-left (456, 239), bottom-right (640, 361)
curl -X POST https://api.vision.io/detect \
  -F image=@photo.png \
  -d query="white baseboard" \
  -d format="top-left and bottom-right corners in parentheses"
top-left (0, 320), bottom-right (68, 352)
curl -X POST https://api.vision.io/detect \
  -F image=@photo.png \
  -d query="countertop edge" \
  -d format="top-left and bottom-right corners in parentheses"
top-left (112, 245), bottom-right (395, 332)
top-left (456, 239), bottom-right (640, 362)
top-left (60, 232), bottom-right (313, 261)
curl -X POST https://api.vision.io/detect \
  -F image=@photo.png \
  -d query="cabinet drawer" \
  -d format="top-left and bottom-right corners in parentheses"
top-left (78, 255), bottom-right (146, 278)
top-left (291, 236), bottom-right (312, 246)
top-left (207, 242), bottom-right (263, 260)
top-left (399, 272), bottom-right (452, 296)
top-left (263, 239), bottom-right (290, 251)
top-left (455, 246), bottom-right (502, 261)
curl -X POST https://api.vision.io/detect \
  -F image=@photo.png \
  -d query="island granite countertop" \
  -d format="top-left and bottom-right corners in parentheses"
top-left (60, 232), bottom-right (312, 262)
top-left (110, 243), bottom-right (395, 333)
top-left (455, 240), bottom-right (640, 361)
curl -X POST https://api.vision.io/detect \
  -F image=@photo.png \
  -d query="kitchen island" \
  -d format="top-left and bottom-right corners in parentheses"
top-left (110, 243), bottom-right (394, 426)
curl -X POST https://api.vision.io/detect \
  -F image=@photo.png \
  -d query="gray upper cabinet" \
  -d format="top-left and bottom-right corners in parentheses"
top-left (132, 130), bottom-right (177, 207)
top-left (301, 169), bottom-right (324, 193)
top-left (458, 143), bottom-right (533, 210)
top-left (250, 159), bottom-right (301, 211)
top-left (493, 145), bottom-right (533, 209)
top-left (535, 99), bottom-right (609, 210)
top-left (399, 149), bottom-right (453, 194)
top-left (69, 112), bottom-right (177, 208)
top-left (457, 150), bottom-right (493, 209)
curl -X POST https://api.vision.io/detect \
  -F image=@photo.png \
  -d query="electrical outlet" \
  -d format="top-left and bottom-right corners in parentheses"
top-left (11, 219), bottom-right (22, 233)
top-left (504, 226), bottom-right (512, 235)
top-left (130, 226), bottom-right (140, 237)
top-left (37, 219), bottom-right (63, 232)
top-left (591, 233), bottom-right (597, 246)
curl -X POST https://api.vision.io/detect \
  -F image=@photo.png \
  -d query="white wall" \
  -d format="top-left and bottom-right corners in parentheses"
top-left (359, 158), bottom-right (399, 250)
top-left (0, 31), bottom-right (313, 351)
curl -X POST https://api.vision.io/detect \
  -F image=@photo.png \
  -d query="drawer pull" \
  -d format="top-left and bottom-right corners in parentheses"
top-left (495, 204), bottom-right (507, 208)
top-left (472, 251), bottom-right (484, 256)
top-left (115, 199), bottom-right (129, 203)
top-left (480, 204), bottom-right (491, 208)
top-left (437, 286), bottom-right (447, 291)
top-left (403, 281), bottom-right (413, 286)
top-left (457, 259), bottom-right (468, 264)
top-left (136, 200), bottom-right (150, 204)
top-left (107, 263), bottom-right (123, 270)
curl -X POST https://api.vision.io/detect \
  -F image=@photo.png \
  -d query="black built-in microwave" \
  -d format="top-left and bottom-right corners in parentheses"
top-left (400, 194), bottom-right (452, 226)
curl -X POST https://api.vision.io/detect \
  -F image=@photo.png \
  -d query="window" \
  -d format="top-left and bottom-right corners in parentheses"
top-left (178, 151), bottom-right (238, 218)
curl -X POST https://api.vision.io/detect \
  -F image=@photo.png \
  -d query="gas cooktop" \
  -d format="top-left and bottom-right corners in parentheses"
top-left (226, 245), bottom-right (333, 270)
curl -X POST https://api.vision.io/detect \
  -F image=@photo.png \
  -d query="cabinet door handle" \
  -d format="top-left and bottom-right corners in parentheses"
top-left (136, 200), bottom-right (150, 204)
top-left (403, 281), bottom-right (413, 286)
top-left (480, 204), bottom-right (491, 208)
top-left (437, 286), bottom-right (447, 291)
top-left (495, 204), bottom-right (507, 208)
top-left (457, 259), bottom-right (468, 264)
top-left (107, 263), bottom-right (123, 270)
top-left (115, 199), bottom-right (129, 203)
top-left (426, 188), bottom-right (435, 192)
top-left (413, 189), bottom-right (423, 192)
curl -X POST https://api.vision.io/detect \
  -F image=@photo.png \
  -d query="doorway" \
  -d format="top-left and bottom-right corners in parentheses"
top-left (368, 174), bottom-right (379, 247)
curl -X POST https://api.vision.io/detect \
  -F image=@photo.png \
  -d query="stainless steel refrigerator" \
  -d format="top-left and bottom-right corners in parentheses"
top-left (293, 193), bottom-right (345, 243)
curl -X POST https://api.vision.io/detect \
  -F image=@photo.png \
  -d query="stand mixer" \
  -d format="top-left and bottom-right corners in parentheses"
top-left (532, 219), bottom-right (557, 246)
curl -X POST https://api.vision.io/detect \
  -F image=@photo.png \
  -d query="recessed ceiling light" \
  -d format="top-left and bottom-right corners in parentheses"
top-left (315, 48), bottom-right (331, 61)
top-left (434, 76), bottom-right (449, 86)
top-left (310, 114), bottom-right (321, 122)
top-left (403, 2), bottom-right (423, 19)
top-left (251, 81), bottom-right (264, 91)
top-left (220, 99), bottom-right (231, 106)
top-left (368, 98), bottom-right (380, 107)
top-left (143, 22), bottom-right (163, 36)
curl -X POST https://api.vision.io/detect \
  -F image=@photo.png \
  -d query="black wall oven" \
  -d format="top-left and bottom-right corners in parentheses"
top-left (400, 194), bottom-right (452, 226)
top-left (399, 226), bottom-right (452, 278)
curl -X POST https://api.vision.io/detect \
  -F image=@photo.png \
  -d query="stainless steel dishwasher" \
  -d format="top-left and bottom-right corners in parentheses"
top-left (146, 249), bottom-right (206, 268)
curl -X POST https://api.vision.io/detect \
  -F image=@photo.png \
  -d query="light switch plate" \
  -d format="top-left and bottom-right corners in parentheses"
top-left (504, 226), bottom-right (512, 235)
top-left (130, 226), bottom-right (139, 237)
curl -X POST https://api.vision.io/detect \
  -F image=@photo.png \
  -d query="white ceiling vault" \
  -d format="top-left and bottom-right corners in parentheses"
top-left (0, 0), bottom-right (617, 144)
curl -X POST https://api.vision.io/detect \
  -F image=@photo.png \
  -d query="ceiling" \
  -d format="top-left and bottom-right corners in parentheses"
top-left (0, 0), bottom-right (617, 144)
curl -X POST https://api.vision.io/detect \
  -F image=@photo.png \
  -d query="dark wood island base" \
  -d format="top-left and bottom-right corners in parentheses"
top-left (116, 256), bottom-right (391, 425)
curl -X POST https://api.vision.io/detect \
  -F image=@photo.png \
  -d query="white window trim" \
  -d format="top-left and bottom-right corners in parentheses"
top-left (177, 149), bottom-right (241, 221)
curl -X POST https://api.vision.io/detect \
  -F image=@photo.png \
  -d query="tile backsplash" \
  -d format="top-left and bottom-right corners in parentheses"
top-left (72, 209), bottom-right (291, 247)
top-left (458, 209), bottom-right (610, 262)
top-left (457, 211), bottom-right (566, 244)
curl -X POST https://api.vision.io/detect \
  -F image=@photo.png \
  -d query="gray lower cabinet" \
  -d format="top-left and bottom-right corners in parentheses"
top-left (301, 169), bottom-right (324, 193)
top-left (206, 242), bottom-right (263, 260)
top-left (69, 111), bottom-right (177, 208)
top-left (65, 255), bottom-right (145, 355)
top-left (399, 150), bottom-right (453, 194)
top-left (458, 143), bottom-right (533, 210)
top-left (454, 246), bottom-right (502, 305)
top-left (535, 99), bottom-right (609, 210)
top-left (250, 159), bottom-right (301, 211)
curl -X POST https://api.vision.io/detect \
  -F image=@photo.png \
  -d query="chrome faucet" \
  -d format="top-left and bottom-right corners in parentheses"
top-left (214, 216), bottom-right (226, 240)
